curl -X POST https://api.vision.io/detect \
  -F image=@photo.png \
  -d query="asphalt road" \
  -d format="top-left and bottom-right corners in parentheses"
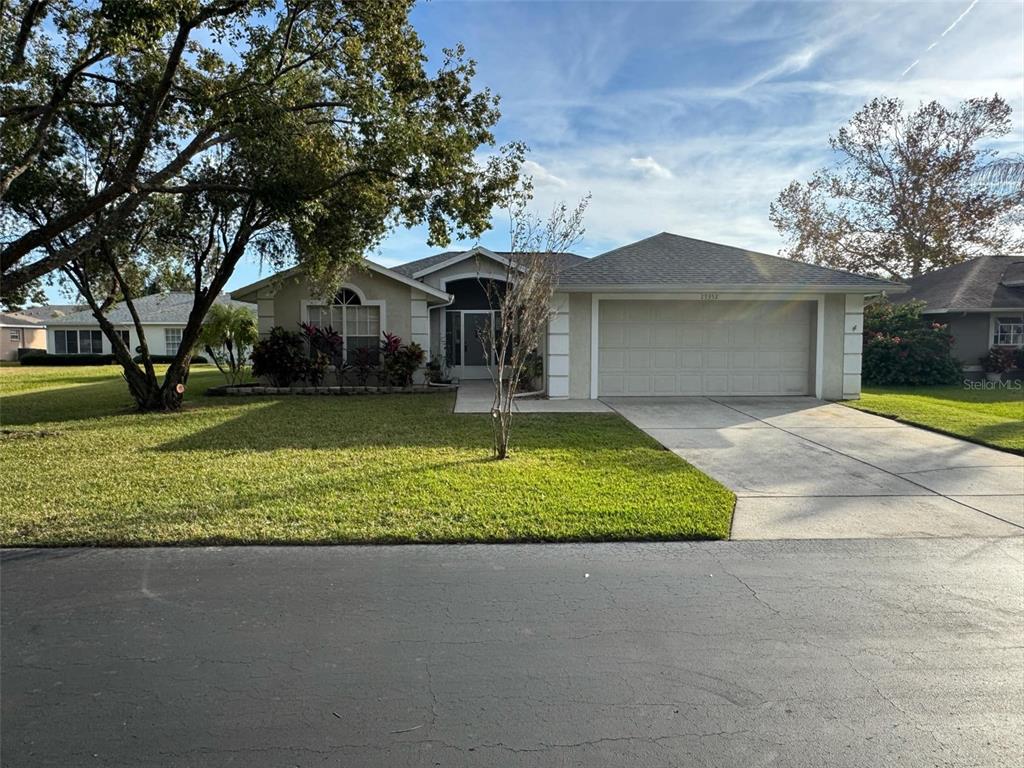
top-left (3, 539), bottom-right (1022, 767)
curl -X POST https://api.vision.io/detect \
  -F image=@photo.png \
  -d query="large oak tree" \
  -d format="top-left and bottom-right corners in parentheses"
top-left (1, 0), bottom-right (522, 409)
top-left (770, 95), bottom-right (1023, 280)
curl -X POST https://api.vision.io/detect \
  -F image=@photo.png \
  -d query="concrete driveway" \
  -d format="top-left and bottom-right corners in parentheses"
top-left (604, 397), bottom-right (1024, 539)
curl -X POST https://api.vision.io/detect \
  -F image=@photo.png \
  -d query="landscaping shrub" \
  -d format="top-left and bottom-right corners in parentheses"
top-left (380, 332), bottom-right (425, 386)
top-left (980, 347), bottom-right (1017, 375)
top-left (251, 327), bottom-right (307, 387)
top-left (20, 353), bottom-right (115, 365)
top-left (132, 354), bottom-right (208, 364)
top-left (862, 298), bottom-right (961, 385)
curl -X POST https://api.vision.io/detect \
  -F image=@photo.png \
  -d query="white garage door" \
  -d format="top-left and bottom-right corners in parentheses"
top-left (598, 300), bottom-right (813, 396)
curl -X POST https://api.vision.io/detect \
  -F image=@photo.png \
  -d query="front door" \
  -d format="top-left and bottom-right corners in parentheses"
top-left (458, 311), bottom-right (494, 380)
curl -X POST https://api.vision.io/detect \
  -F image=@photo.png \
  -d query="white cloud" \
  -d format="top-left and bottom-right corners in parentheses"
top-left (522, 159), bottom-right (567, 188)
top-left (628, 156), bottom-right (673, 180)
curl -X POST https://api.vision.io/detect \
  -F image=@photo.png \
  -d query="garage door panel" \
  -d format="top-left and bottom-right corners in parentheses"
top-left (628, 348), bottom-right (651, 369)
top-left (704, 349), bottom-right (729, 368)
top-left (679, 326), bottom-right (704, 346)
top-left (677, 374), bottom-right (703, 394)
top-left (780, 348), bottom-right (808, 368)
top-left (598, 299), bottom-right (812, 397)
top-left (626, 325), bottom-right (650, 346)
top-left (783, 373), bottom-right (808, 394)
top-left (653, 349), bottom-right (677, 369)
top-left (730, 348), bottom-right (756, 368)
top-left (600, 348), bottom-right (626, 371)
top-left (653, 374), bottom-right (678, 394)
top-left (625, 375), bottom-right (652, 394)
top-left (600, 373), bottom-right (625, 394)
top-left (702, 374), bottom-right (729, 394)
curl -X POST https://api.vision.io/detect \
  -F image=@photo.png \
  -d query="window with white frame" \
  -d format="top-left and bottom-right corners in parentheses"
top-left (115, 329), bottom-right (130, 350)
top-left (993, 315), bottom-right (1024, 346)
top-left (307, 289), bottom-right (381, 362)
top-left (164, 328), bottom-right (183, 354)
top-left (9, 329), bottom-right (21, 342)
top-left (54, 329), bottom-right (103, 354)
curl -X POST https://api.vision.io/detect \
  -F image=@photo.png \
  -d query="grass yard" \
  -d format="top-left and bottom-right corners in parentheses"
top-left (0, 365), bottom-right (734, 546)
top-left (847, 385), bottom-right (1024, 453)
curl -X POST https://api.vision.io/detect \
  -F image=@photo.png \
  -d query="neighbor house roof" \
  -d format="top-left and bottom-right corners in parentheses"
top-left (16, 304), bottom-right (85, 321)
top-left (896, 255), bottom-right (1024, 313)
top-left (46, 293), bottom-right (251, 325)
top-left (0, 312), bottom-right (44, 328)
top-left (391, 249), bottom-right (586, 278)
top-left (557, 232), bottom-right (904, 292)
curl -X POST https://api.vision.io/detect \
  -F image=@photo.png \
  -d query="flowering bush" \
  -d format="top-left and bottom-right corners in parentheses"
top-left (862, 299), bottom-right (961, 385)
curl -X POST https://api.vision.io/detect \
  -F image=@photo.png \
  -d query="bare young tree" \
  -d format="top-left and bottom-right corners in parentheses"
top-left (479, 189), bottom-right (588, 460)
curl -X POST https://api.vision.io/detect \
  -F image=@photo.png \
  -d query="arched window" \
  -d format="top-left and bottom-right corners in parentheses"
top-left (307, 286), bottom-right (381, 362)
top-left (334, 288), bottom-right (362, 306)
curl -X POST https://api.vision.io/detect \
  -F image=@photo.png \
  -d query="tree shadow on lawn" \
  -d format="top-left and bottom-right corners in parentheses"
top-left (0, 370), bottom-right (225, 427)
top-left (1, 379), bottom-right (145, 426)
top-left (151, 395), bottom-right (679, 457)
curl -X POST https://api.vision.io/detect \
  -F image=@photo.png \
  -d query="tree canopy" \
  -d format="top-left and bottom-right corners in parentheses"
top-left (770, 95), bottom-right (1023, 279)
top-left (1, 0), bottom-right (522, 409)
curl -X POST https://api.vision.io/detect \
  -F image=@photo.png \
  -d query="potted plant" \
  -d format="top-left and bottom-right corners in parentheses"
top-left (980, 347), bottom-right (1015, 382)
top-left (425, 355), bottom-right (453, 386)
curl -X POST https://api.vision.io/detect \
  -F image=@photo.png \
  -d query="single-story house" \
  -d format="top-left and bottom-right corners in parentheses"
top-left (894, 255), bottom-right (1024, 369)
top-left (0, 312), bottom-right (46, 360)
top-left (232, 232), bottom-right (904, 400)
top-left (43, 292), bottom-right (252, 356)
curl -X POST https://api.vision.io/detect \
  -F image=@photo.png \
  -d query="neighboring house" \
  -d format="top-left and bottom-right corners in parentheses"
top-left (232, 232), bottom-right (903, 400)
top-left (895, 255), bottom-right (1024, 369)
top-left (0, 312), bottom-right (46, 361)
top-left (43, 293), bottom-right (252, 357)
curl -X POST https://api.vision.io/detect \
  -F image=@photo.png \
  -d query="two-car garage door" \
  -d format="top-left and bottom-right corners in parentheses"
top-left (598, 299), bottom-right (813, 396)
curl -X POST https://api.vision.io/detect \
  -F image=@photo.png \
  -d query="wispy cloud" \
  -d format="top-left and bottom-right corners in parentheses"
top-left (629, 156), bottom-right (673, 180)
top-left (522, 159), bottom-right (567, 188)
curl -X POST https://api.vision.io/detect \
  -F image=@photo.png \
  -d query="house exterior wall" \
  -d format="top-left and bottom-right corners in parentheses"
top-left (263, 270), bottom-right (414, 343)
top-left (561, 291), bottom-right (863, 401)
top-left (46, 324), bottom-right (182, 356)
top-left (1, 326), bottom-right (45, 360)
top-left (931, 312), bottom-right (992, 367)
top-left (567, 293), bottom-right (593, 399)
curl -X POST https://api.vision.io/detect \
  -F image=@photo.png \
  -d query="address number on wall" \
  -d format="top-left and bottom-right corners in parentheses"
top-left (700, 293), bottom-right (719, 300)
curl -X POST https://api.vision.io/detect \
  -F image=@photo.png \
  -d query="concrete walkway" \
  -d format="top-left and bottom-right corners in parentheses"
top-left (604, 396), bottom-right (1024, 540)
top-left (453, 380), bottom-right (612, 413)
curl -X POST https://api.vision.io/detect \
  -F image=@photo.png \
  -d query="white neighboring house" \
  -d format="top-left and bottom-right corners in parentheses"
top-left (43, 293), bottom-right (253, 357)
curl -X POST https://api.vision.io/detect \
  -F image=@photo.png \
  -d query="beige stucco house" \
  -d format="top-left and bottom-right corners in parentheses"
top-left (232, 232), bottom-right (904, 400)
top-left (0, 312), bottom-right (46, 361)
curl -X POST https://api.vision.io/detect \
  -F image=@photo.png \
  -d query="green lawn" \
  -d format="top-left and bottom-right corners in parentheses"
top-left (846, 385), bottom-right (1024, 453)
top-left (0, 365), bottom-right (734, 546)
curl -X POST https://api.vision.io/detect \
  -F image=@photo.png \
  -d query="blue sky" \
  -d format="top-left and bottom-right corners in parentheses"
top-left (51, 1), bottom-right (1024, 299)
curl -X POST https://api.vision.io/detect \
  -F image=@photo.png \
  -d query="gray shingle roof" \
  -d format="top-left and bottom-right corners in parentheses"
top-left (391, 250), bottom-right (586, 277)
top-left (0, 312), bottom-right (44, 326)
top-left (557, 232), bottom-right (902, 289)
top-left (16, 304), bottom-right (85, 321)
top-left (46, 293), bottom-right (253, 325)
top-left (896, 255), bottom-right (1024, 312)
